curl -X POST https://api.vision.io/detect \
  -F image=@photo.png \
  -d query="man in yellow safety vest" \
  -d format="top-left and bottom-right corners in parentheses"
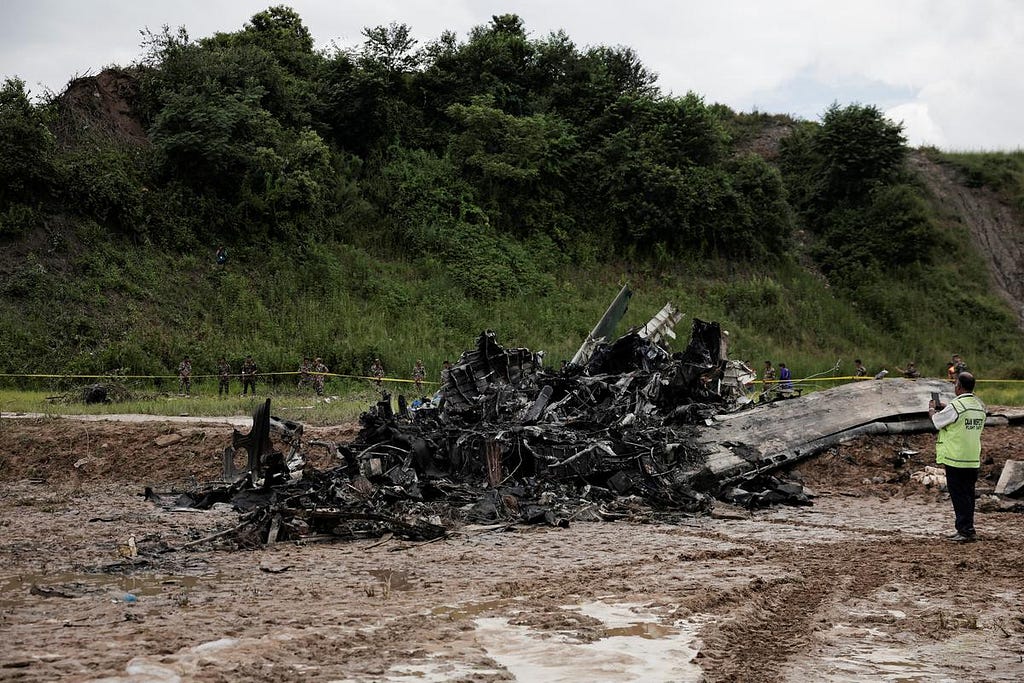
top-left (929, 372), bottom-right (985, 543)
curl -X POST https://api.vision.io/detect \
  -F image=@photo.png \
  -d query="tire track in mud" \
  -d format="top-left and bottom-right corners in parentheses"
top-left (692, 534), bottom-right (1024, 682)
top-left (688, 536), bottom-right (913, 679)
top-left (693, 543), bottom-right (888, 683)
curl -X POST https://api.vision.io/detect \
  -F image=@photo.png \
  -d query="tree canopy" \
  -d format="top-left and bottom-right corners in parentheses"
top-left (2, 8), bottom-right (928, 301)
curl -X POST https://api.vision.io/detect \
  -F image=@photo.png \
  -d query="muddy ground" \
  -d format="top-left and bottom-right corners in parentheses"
top-left (1, 416), bottom-right (1022, 682)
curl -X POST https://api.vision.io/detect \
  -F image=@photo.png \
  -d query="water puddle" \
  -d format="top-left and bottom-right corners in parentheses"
top-left (431, 597), bottom-right (517, 620)
top-left (820, 647), bottom-right (945, 681)
top-left (807, 624), bottom-right (958, 681)
top-left (473, 601), bottom-right (701, 682)
top-left (0, 572), bottom-right (203, 607)
top-left (388, 656), bottom-right (505, 682)
top-left (366, 569), bottom-right (414, 592)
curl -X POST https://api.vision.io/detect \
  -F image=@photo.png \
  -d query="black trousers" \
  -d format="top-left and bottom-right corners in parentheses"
top-left (944, 465), bottom-right (978, 535)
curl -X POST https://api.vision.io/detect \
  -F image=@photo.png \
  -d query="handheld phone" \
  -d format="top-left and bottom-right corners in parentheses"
top-left (931, 392), bottom-right (942, 409)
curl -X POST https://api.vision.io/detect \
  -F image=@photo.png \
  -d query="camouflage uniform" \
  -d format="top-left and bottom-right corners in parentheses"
top-left (178, 358), bottom-right (192, 396)
top-left (762, 362), bottom-right (776, 397)
top-left (241, 356), bottom-right (258, 395)
top-left (948, 355), bottom-right (969, 381)
top-left (370, 359), bottom-right (385, 388)
top-left (217, 359), bottom-right (231, 396)
top-left (412, 360), bottom-right (426, 393)
top-left (298, 357), bottom-right (311, 391)
top-left (312, 358), bottom-right (328, 396)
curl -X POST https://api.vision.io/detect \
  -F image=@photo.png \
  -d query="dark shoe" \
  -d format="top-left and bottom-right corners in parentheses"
top-left (948, 534), bottom-right (976, 543)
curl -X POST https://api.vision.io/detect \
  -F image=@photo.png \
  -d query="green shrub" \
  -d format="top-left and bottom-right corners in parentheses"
top-left (0, 203), bottom-right (40, 239)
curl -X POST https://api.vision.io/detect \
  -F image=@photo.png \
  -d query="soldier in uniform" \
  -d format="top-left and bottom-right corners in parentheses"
top-left (217, 357), bottom-right (231, 397)
top-left (854, 359), bottom-right (867, 377)
top-left (370, 358), bottom-right (385, 388)
top-left (761, 360), bottom-right (776, 399)
top-left (241, 355), bottom-right (258, 395)
top-left (298, 357), bottom-right (311, 391)
top-left (312, 357), bottom-right (328, 396)
top-left (178, 356), bottom-right (192, 396)
top-left (412, 359), bottom-right (426, 393)
top-left (903, 362), bottom-right (921, 379)
top-left (948, 354), bottom-right (969, 381)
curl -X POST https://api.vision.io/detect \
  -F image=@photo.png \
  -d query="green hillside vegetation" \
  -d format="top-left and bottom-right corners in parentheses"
top-left (937, 149), bottom-right (1024, 212)
top-left (1, 6), bottom-right (1023, 399)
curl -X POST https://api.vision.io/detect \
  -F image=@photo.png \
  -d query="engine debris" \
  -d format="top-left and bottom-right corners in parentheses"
top-left (152, 291), bottom-right (955, 548)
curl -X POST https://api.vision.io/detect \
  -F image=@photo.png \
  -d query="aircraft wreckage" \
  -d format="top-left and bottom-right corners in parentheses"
top-left (155, 286), bottom-right (962, 548)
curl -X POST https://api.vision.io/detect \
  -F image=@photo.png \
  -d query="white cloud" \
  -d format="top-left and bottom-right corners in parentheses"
top-left (885, 102), bottom-right (947, 148)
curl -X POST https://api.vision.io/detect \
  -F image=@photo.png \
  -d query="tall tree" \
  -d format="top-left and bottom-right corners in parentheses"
top-left (0, 78), bottom-right (55, 206)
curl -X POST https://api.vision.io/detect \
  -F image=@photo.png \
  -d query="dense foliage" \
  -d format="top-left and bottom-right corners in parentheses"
top-left (2, 6), bottom-right (1023, 383)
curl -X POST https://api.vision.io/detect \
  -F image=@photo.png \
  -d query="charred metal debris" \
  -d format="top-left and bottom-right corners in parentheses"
top-left (158, 288), bottom-right (813, 548)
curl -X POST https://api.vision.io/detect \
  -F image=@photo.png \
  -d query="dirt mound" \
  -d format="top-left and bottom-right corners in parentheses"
top-left (3, 417), bottom-right (1017, 504)
top-left (0, 417), bottom-right (358, 486)
top-left (51, 68), bottom-right (148, 147)
top-left (792, 426), bottom-right (1016, 500)
top-left (732, 117), bottom-right (795, 160)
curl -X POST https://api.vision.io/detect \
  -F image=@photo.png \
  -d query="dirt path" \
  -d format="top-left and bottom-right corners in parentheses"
top-left (1, 420), bottom-right (1022, 681)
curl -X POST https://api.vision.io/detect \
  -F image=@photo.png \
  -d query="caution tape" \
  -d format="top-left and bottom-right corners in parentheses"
top-left (750, 375), bottom-right (1024, 384)
top-left (0, 371), bottom-right (437, 385)
top-left (1, 371), bottom-right (1020, 386)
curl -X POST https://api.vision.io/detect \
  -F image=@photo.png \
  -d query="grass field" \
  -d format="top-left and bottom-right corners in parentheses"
top-left (3, 373), bottom-right (1021, 429)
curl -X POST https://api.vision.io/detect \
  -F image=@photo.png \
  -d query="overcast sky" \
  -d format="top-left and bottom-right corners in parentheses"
top-left (2, 0), bottom-right (1021, 150)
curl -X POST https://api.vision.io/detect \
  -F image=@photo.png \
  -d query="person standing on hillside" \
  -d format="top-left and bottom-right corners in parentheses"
top-left (369, 358), bottom-right (385, 388)
top-left (312, 357), bottom-right (328, 396)
top-left (778, 363), bottom-right (792, 391)
top-left (929, 372), bottom-right (986, 542)
top-left (298, 356), bottom-right (311, 391)
top-left (412, 359), bottom-right (426, 394)
top-left (761, 360), bottom-right (776, 400)
top-left (947, 354), bottom-right (969, 381)
top-left (241, 355), bottom-right (258, 395)
top-left (217, 357), bottom-right (232, 397)
top-left (215, 245), bottom-right (227, 267)
top-left (178, 356), bottom-right (192, 396)
top-left (854, 359), bottom-right (867, 377)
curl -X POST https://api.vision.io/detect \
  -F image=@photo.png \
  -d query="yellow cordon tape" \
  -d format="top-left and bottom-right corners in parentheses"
top-left (0, 371), bottom-right (437, 385)
top-left (752, 376), bottom-right (1024, 384)
top-left (0, 372), bottom-right (1020, 385)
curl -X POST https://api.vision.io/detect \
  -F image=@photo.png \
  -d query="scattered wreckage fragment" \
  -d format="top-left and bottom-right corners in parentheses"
top-left (150, 290), bottom-right (1008, 549)
top-left (155, 302), bottom-right (740, 547)
top-left (994, 460), bottom-right (1024, 498)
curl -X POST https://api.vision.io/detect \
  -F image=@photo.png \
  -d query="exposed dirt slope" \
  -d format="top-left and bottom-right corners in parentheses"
top-left (52, 68), bottom-right (148, 147)
top-left (909, 150), bottom-right (1024, 329)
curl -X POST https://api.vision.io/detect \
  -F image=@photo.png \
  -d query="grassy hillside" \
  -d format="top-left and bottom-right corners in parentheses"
top-left (3, 205), bottom-right (1021, 395)
top-left (2, 7), bottom-right (1024, 403)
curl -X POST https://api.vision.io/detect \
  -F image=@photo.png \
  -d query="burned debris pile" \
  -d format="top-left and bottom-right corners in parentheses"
top-left (165, 303), bottom-right (788, 548)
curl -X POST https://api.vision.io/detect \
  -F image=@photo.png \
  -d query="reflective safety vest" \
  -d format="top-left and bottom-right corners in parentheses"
top-left (936, 394), bottom-right (986, 468)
